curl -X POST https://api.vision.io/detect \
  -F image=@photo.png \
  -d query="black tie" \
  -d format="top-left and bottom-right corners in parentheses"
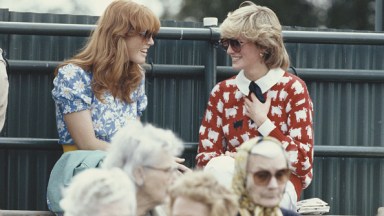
top-left (249, 82), bottom-right (266, 103)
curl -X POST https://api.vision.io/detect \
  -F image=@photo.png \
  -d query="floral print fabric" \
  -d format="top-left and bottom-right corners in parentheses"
top-left (52, 64), bottom-right (147, 144)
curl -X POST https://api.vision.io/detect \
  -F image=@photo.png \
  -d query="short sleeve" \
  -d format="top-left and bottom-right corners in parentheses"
top-left (52, 64), bottom-right (93, 114)
top-left (136, 78), bottom-right (147, 116)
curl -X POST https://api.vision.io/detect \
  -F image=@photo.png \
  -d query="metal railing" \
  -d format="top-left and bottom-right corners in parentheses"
top-left (1, 138), bottom-right (384, 158)
top-left (1, 21), bottom-right (384, 44)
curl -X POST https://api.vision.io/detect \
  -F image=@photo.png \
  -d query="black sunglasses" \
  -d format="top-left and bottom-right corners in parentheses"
top-left (219, 38), bottom-right (246, 53)
top-left (138, 30), bottom-right (155, 42)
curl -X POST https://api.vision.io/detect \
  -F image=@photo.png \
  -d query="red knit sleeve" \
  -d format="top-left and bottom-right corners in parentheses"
top-left (196, 83), bottom-right (226, 167)
top-left (268, 78), bottom-right (314, 190)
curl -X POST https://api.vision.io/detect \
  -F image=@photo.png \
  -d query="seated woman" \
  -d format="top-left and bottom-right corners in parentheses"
top-left (52, 0), bottom-right (160, 152)
top-left (60, 168), bottom-right (136, 216)
top-left (233, 136), bottom-right (299, 216)
top-left (168, 171), bottom-right (238, 216)
top-left (102, 120), bottom-right (184, 216)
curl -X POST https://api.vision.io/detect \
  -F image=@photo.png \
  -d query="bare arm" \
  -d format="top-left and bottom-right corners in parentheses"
top-left (64, 109), bottom-right (108, 150)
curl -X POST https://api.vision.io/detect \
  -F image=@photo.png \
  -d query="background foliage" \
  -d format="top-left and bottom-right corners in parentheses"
top-left (163, 0), bottom-right (376, 31)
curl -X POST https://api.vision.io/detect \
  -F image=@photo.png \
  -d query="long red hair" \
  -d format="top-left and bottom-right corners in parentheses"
top-left (55, 0), bottom-right (160, 103)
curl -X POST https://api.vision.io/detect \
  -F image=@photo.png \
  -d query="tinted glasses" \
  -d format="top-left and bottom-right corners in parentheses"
top-left (138, 30), bottom-right (155, 42)
top-left (144, 165), bottom-right (177, 174)
top-left (251, 168), bottom-right (290, 186)
top-left (219, 38), bottom-right (246, 53)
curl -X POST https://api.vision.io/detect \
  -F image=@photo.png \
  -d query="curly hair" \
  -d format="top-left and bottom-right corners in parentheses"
top-left (169, 171), bottom-right (239, 216)
top-left (55, 0), bottom-right (160, 103)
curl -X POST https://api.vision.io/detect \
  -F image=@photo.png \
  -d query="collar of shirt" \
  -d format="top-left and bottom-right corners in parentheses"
top-left (235, 68), bottom-right (285, 95)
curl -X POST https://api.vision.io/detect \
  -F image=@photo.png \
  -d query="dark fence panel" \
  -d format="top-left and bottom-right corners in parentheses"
top-left (1, 9), bottom-right (384, 215)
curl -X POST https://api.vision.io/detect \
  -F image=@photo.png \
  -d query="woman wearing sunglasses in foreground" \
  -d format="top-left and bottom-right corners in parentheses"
top-left (196, 1), bottom-right (314, 210)
top-left (52, 0), bottom-right (159, 152)
top-left (233, 136), bottom-right (299, 216)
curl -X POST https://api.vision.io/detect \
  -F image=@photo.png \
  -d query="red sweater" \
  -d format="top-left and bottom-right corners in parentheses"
top-left (196, 68), bottom-right (314, 197)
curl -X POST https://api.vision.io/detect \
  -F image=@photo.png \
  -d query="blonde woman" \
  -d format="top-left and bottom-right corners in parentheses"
top-left (197, 1), bottom-right (314, 208)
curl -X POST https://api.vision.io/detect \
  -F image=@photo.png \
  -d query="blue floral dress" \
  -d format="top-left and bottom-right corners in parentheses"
top-left (52, 64), bottom-right (147, 145)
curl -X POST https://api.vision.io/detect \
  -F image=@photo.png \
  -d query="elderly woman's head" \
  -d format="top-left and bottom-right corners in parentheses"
top-left (102, 120), bottom-right (184, 210)
top-left (169, 171), bottom-right (238, 216)
top-left (232, 136), bottom-right (290, 212)
top-left (60, 168), bottom-right (136, 216)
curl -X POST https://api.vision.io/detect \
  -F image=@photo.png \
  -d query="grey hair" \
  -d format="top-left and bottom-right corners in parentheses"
top-left (102, 120), bottom-right (184, 178)
top-left (220, 1), bottom-right (290, 70)
top-left (60, 168), bottom-right (136, 216)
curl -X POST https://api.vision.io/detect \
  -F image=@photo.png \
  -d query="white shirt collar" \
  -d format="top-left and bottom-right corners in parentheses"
top-left (235, 68), bottom-right (285, 95)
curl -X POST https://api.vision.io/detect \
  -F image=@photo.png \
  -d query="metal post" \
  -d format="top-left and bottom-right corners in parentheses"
top-left (376, 0), bottom-right (383, 31)
top-left (203, 17), bottom-right (219, 102)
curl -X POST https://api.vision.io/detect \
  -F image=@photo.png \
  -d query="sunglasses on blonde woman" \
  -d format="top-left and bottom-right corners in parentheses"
top-left (252, 168), bottom-right (291, 186)
top-left (219, 38), bottom-right (247, 53)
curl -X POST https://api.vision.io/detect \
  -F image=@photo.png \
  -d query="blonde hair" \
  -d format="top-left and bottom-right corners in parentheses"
top-left (220, 1), bottom-right (290, 70)
top-left (168, 171), bottom-right (239, 216)
top-left (55, 0), bottom-right (160, 103)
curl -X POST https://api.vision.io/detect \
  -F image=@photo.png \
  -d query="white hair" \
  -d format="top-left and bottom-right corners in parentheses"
top-left (204, 156), bottom-right (235, 190)
top-left (60, 168), bottom-right (136, 216)
top-left (102, 120), bottom-right (184, 178)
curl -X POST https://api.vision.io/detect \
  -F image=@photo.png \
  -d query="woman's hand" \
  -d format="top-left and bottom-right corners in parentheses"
top-left (174, 157), bottom-right (191, 174)
top-left (244, 93), bottom-right (271, 127)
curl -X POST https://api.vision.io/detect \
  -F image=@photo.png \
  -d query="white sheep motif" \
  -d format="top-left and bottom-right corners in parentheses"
top-left (229, 137), bottom-right (240, 147)
top-left (199, 125), bottom-right (206, 135)
top-left (279, 89), bottom-right (288, 101)
top-left (217, 99), bottom-right (224, 113)
top-left (211, 84), bottom-right (220, 97)
top-left (280, 122), bottom-right (288, 133)
top-left (225, 106), bottom-right (238, 118)
top-left (223, 124), bottom-right (229, 135)
top-left (278, 76), bottom-right (292, 85)
top-left (271, 105), bottom-right (283, 117)
top-left (295, 108), bottom-right (308, 122)
top-left (289, 128), bottom-right (302, 139)
top-left (205, 110), bottom-right (212, 122)
top-left (234, 90), bottom-right (243, 101)
top-left (223, 92), bottom-right (230, 103)
top-left (267, 90), bottom-right (278, 101)
top-left (208, 129), bottom-right (219, 143)
top-left (201, 139), bottom-right (214, 149)
top-left (292, 80), bottom-right (304, 95)
top-left (216, 116), bottom-right (222, 128)
top-left (306, 125), bottom-right (313, 139)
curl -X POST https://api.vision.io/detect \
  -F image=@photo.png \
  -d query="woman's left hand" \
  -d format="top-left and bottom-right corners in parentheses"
top-left (244, 93), bottom-right (271, 127)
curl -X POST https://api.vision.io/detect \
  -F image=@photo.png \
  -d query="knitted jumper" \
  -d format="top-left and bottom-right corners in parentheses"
top-left (196, 68), bottom-right (314, 197)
